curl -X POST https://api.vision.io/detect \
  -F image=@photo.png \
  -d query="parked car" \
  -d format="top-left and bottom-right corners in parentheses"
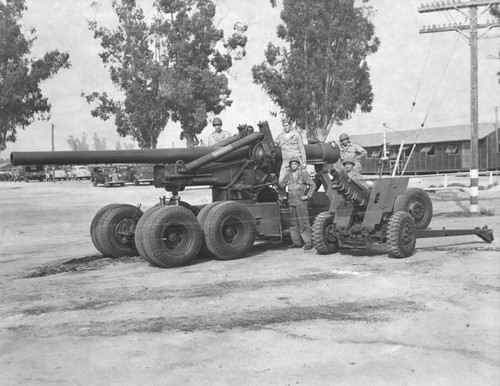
top-left (24, 165), bottom-right (46, 182)
top-left (47, 167), bottom-right (68, 181)
top-left (115, 164), bottom-right (131, 183)
top-left (126, 164), bottom-right (154, 185)
top-left (69, 165), bottom-right (92, 180)
top-left (0, 171), bottom-right (13, 181)
top-left (91, 165), bottom-right (125, 187)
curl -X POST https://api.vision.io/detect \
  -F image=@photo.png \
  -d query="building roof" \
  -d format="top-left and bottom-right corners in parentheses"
top-left (349, 122), bottom-right (497, 148)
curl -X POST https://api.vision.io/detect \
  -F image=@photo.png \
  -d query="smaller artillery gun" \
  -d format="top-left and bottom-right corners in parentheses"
top-left (11, 121), bottom-right (493, 268)
top-left (311, 166), bottom-right (494, 257)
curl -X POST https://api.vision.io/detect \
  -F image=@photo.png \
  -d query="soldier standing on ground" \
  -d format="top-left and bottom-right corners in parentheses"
top-left (274, 118), bottom-right (306, 184)
top-left (280, 157), bottom-right (315, 250)
top-left (337, 133), bottom-right (367, 173)
top-left (208, 117), bottom-right (231, 146)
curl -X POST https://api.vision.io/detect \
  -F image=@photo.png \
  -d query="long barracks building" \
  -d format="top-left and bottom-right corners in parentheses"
top-left (348, 122), bottom-right (500, 174)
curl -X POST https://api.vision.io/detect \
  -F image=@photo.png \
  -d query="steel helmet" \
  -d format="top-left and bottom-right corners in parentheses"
top-left (339, 133), bottom-right (349, 141)
top-left (213, 117), bottom-right (223, 126)
top-left (342, 157), bottom-right (355, 166)
top-left (289, 157), bottom-right (301, 166)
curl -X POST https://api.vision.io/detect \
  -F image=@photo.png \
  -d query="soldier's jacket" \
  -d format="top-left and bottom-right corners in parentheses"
top-left (274, 130), bottom-right (306, 163)
top-left (208, 130), bottom-right (231, 146)
top-left (340, 143), bottom-right (367, 169)
top-left (281, 169), bottom-right (315, 206)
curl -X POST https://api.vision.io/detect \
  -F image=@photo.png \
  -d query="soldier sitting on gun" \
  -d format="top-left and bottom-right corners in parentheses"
top-left (342, 156), bottom-right (372, 190)
top-left (342, 157), bottom-right (362, 181)
top-left (208, 117), bottom-right (231, 146)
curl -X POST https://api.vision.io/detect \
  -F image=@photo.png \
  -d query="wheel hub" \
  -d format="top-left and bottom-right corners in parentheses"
top-left (115, 218), bottom-right (135, 246)
top-left (162, 223), bottom-right (187, 250)
top-left (409, 201), bottom-right (425, 221)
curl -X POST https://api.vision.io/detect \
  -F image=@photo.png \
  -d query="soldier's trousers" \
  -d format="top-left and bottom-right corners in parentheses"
top-left (289, 204), bottom-right (312, 246)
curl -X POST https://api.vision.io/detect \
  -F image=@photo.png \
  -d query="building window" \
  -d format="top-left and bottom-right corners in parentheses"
top-left (420, 145), bottom-right (434, 156)
top-left (445, 145), bottom-right (458, 154)
top-left (371, 149), bottom-right (382, 158)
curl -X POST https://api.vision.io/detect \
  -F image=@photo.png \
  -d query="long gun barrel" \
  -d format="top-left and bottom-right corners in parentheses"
top-left (10, 142), bottom-right (339, 166)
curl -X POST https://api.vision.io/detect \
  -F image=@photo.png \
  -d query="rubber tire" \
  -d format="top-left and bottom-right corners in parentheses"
top-left (134, 178), bottom-right (140, 186)
top-left (134, 205), bottom-right (164, 264)
top-left (104, 181), bottom-right (109, 188)
top-left (387, 211), bottom-right (416, 258)
top-left (197, 202), bottom-right (225, 258)
top-left (94, 204), bottom-right (143, 258)
top-left (312, 212), bottom-right (338, 255)
top-left (140, 206), bottom-right (202, 268)
top-left (394, 187), bottom-right (433, 230)
top-left (204, 201), bottom-right (256, 260)
top-left (121, 182), bottom-right (125, 187)
top-left (93, 179), bottom-right (98, 187)
top-left (90, 204), bottom-right (123, 254)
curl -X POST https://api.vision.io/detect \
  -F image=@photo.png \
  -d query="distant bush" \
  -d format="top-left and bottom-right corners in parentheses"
top-left (447, 182), bottom-right (467, 188)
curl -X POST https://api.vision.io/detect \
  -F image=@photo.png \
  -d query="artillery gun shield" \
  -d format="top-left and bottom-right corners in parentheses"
top-left (94, 204), bottom-right (143, 258)
top-left (204, 201), bottom-right (256, 260)
top-left (140, 206), bottom-right (203, 268)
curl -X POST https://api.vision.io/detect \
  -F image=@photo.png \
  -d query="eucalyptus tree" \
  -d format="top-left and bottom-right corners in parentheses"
top-left (0, 0), bottom-right (70, 152)
top-left (84, 0), bottom-right (247, 148)
top-left (252, 0), bottom-right (379, 142)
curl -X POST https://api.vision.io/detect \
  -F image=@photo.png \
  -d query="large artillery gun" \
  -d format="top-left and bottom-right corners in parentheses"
top-left (11, 121), bottom-right (493, 268)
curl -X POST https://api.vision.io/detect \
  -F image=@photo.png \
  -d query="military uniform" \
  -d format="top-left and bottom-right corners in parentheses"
top-left (339, 142), bottom-right (367, 172)
top-left (274, 130), bottom-right (306, 183)
top-left (281, 160), bottom-right (315, 249)
top-left (208, 130), bottom-right (231, 146)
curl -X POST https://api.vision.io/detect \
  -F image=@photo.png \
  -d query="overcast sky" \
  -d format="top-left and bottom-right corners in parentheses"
top-left (4, 0), bottom-right (499, 156)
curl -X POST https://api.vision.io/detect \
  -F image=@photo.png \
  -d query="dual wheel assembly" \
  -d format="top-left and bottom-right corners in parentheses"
top-left (91, 201), bottom-right (256, 268)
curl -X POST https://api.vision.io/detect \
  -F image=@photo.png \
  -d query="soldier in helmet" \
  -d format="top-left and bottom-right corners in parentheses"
top-left (208, 117), bottom-right (231, 146)
top-left (337, 132), bottom-right (367, 174)
top-left (274, 118), bottom-right (306, 184)
top-left (342, 157), bottom-right (362, 181)
top-left (280, 157), bottom-right (315, 250)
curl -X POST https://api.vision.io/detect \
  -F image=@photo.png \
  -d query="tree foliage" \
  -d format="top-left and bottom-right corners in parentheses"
top-left (67, 133), bottom-right (90, 151)
top-left (0, 0), bottom-right (70, 152)
top-left (92, 132), bottom-right (108, 150)
top-left (253, 0), bottom-right (379, 142)
top-left (84, 0), bottom-right (247, 148)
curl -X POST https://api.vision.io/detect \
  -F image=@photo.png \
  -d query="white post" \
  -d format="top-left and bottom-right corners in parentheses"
top-left (489, 171), bottom-right (493, 185)
top-left (382, 123), bottom-right (388, 161)
top-left (444, 174), bottom-right (448, 188)
top-left (392, 140), bottom-right (405, 177)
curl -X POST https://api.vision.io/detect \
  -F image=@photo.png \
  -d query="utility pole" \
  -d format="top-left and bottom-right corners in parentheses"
top-left (418, 0), bottom-right (500, 213)
top-left (51, 123), bottom-right (55, 151)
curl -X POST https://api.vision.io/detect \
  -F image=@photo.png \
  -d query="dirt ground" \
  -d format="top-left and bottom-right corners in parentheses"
top-left (1, 175), bottom-right (499, 385)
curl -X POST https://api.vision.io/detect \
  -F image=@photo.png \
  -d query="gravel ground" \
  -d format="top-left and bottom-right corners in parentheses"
top-left (0, 177), bottom-right (499, 385)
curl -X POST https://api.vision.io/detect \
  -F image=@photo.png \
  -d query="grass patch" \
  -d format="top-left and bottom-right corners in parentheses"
top-left (451, 207), bottom-right (495, 217)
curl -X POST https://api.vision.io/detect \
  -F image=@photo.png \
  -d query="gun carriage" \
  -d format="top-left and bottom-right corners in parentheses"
top-left (11, 121), bottom-right (493, 268)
